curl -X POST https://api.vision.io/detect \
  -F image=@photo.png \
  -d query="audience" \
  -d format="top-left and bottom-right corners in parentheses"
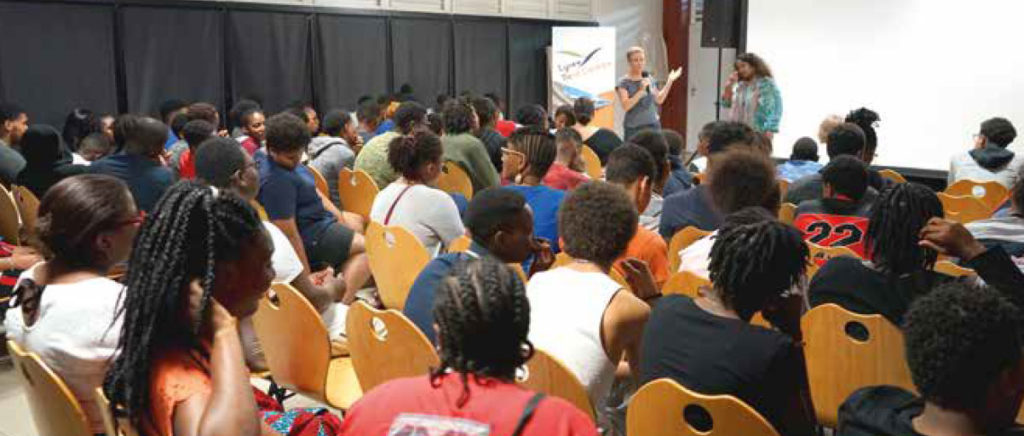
top-left (516, 104), bottom-right (548, 130)
top-left (169, 102), bottom-right (222, 174)
top-left (573, 97), bottom-right (623, 164)
top-left (677, 207), bottom-right (776, 280)
top-left (502, 128), bottom-right (565, 251)
top-left (97, 113), bottom-right (116, 144)
top-left (15, 125), bottom-right (88, 198)
top-left (640, 219), bottom-right (815, 436)
top-left (661, 129), bottom-right (694, 197)
top-left (158, 99), bottom-right (188, 150)
top-left (949, 117), bottom-right (1024, 187)
top-left (355, 101), bottom-right (426, 189)
top-left (489, 93), bottom-right (518, 138)
top-left (965, 165), bottom-right (1024, 256)
top-left (370, 131), bottom-right (464, 255)
top-left (339, 258), bottom-right (598, 436)
top-left (786, 122), bottom-right (874, 205)
top-left (308, 109), bottom-right (358, 206)
top-left (777, 137), bottom-right (823, 182)
top-left (554, 104), bottom-right (576, 129)
top-left (5, 174), bottom-right (138, 434)
top-left (356, 100), bottom-right (382, 144)
top-left (236, 106), bottom-right (266, 156)
top-left (77, 132), bottom-right (114, 163)
top-left (472, 96), bottom-right (507, 170)
top-left (442, 99), bottom-right (500, 192)
top-left (845, 107), bottom-right (890, 190)
top-left (605, 144), bottom-right (670, 288)
top-left (228, 99), bottom-right (261, 140)
top-left (818, 114), bottom-right (843, 145)
top-left (61, 108), bottom-right (96, 160)
top-left (628, 130), bottom-right (672, 231)
top-left (543, 127), bottom-right (589, 191)
top-left (90, 116), bottom-right (174, 213)
top-left (175, 119), bottom-right (215, 181)
top-left (0, 103), bottom-right (28, 186)
top-left (793, 156), bottom-right (873, 257)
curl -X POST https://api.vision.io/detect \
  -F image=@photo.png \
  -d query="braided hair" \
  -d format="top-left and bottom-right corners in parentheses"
top-left (708, 220), bottom-right (808, 321)
top-left (865, 183), bottom-right (943, 276)
top-left (507, 127), bottom-right (557, 179)
top-left (103, 181), bottom-right (266, 428)
top-left (430, 257), bottom-right (533, 407)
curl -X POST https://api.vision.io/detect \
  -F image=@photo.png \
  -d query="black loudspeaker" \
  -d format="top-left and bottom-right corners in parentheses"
top-left (701, 0), bottom-right (741, 48)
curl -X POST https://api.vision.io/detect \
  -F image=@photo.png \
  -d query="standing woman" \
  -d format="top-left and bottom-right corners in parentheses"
top-left (616, 46), bottom-right (683, 141)
top-left (722, 53), bottom-right (783, 145)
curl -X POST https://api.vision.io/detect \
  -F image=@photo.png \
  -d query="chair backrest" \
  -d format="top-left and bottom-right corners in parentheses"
top-left (667, 226), bottom-right (713, 273)
top-left (365, 221), bottom-right (432, 310)
top-left (627, 378), bottom-right (779, 436)
top-left (337, 168), bottom-right (379, 219)
top-left (307, 164), bottom-right (330, 198)
top-left (251, 283), bottom-right (333, 404)
top-left (801, 303), bottom-right (915, 427)
top-left (778, 202), bottom-right (797, 225)
top-left (0, 183), bottom-right (21, 245)
top-left (778, 179), bottom-right (789, 199)
top-left (580, 145), bottom-right (602, 179)
top-left (94, 387), bottom-right (140, 436)
top-left (878, 169), bottom-right (907, 184)
top-left (945, 179), bottom-right (1009, 212)
top-left (662, 271), bottom-right (711, 298)
top-left (6, 340), bottom-right (92, 436)
top-left (447, 234), bottom-right (472, 253)
top-left (346, 301), bottom-right (440, 392)
top-left (806, 242), bottom-right (860, 277)
top-left (12, 185), bottom-right (39, 238)
top-left (437, 161), bottom-right (474, 200)
top-left (938, 193), bottom-right (991, 224)
top-left (516, 349), bottom-right (595, 420)
top-left (934, 260), bottom-right (977, 277)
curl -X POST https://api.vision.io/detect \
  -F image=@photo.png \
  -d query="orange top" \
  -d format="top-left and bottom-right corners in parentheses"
top-left (148, 350), bottom-right (212, 436)
top-left (614, 225), bottom-right (669, 288)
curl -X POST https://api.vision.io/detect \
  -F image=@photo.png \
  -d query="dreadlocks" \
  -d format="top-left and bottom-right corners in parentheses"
top-left (430, 257), bottom-right (533, 407)
top-left (864, 183), bottom-right (943, 276)
top-left (103, 181), bottom-right (265, 428)
top-left (508, 127), bottom-right (557, 179)
top-left (708, 220), bottom-right (808, 321)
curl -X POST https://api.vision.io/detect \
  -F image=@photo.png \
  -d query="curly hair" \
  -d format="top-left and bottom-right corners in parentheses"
top-left (558, 181), bottom-right (638, 269)
top-left (820, 155), bottom-right (869, 201)
top-left (826, 123), bottom-right (866, 159)
top-left (393, 101), bottom-right (428, 134)
top-left (736, 52), bottom-right (773, 78)
top-left (388, 131), bottom-right (443, 181)
top-left (554, 104), bottom-right (576, 126)
top-left (265, 112), bottom-right (310, 153)
top-left (442, 99), bottom-right (476, 135)
top-left (845, 108), bottom-right (881, 157)
top-left (706, 121), bottom-right (758, 155)
top-left (708, 149), bottom-right (780, 215)
top-left (865, 183), bottom-right (943, 276)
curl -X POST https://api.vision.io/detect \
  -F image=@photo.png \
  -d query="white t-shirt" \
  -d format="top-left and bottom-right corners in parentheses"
top-left (3, 264), bottom-right (124, 433)
top-left (369, 181), bottom-right (465, 256)
top-left (264, 221), bottom-right (302, 284)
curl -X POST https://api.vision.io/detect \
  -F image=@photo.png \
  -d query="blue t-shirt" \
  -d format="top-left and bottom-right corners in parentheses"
top-left (504, 185), bottom-right (565, 250)
top-left (375, 120), bottom-right (395, 136)
top-left (404, 243), bottom-right (494, 345)
top-left (659, 185), bottom-right (722, 239)
top-left (164, 127), bottom-right (179, 150)
top-left (777, 160), bottom-right (823, 183)
top-left (256, 151), bottom-right (336, 251)
top-left (90, 153), bottom-right (174, 213)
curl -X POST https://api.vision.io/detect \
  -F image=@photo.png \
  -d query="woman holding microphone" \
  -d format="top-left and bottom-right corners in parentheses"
top-left (617, 46), bottom-right (683, 141)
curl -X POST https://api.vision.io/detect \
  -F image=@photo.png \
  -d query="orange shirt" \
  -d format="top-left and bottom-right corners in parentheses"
top-left (614, 225), bottom-right (669, 287)
top-left (148, 350), bottom-right (212, 436)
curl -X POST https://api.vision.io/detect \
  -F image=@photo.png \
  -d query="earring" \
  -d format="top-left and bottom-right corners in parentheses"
top-left (514, 173), bottom-right (523, 184)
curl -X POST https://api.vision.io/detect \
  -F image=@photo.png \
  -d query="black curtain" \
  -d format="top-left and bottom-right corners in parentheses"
top-left (227, 10), bottom-right (312, 114)
top-left (508, 22), bottom-right (551, 116)
top-left (0, 2), bottom-right (117, 127)
top-left (391, 17), bottom-right (452, 104)
top-left (453, 19), bottom-right (507, 102)
top-left (121, 6), bottom-right (224, 117)
top-left (315, 14), bottom-right (389, 111)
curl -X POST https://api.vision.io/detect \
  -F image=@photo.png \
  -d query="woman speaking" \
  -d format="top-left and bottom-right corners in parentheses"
top-left (722, 53), bottom-right (782, 143)
top-left (616, 46), bottom-right (683, 141)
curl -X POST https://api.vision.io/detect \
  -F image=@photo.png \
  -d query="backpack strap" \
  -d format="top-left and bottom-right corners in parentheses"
top-left (509, 393), bottom-right (546, 436)
top-left (309, 140), bottom-right (346, 161)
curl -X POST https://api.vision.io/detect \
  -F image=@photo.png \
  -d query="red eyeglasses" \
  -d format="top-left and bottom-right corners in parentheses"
top-left (116, 210), bottom-right (146, 228)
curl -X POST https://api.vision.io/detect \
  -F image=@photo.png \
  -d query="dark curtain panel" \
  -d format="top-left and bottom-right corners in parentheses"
top-left (508, 22), bottom-right (551, 115)
top-left (315, 14), bottom-right (389, 112)
top-left (453, 19), bottom-right (507, 101)
top-left (391, 17), bottom-right (452, 105)
top-left (0, 2), bottom-right (117, 127)
top-left (227, 11), bottom-right (312, 114)
top-left (122, 6), bottom-right (224, 117)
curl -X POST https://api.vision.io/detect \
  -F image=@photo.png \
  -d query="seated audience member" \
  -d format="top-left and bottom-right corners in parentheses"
top-left (845, 107), bottom-right (890, 190)
top-left (629, 130), bottom-right (672, 231)
top-left (91, 116), bottom-right (174, 213)
top-left (165, 112), bottom-right (188, 157)
top-left (339, 258), bottom-right (598, 436)
top-left (404, 188), bottom-right (554, 344)
top-left (472, 96), bottom-right (507, 170)
top-left (660, 121), bottom-right (759, 238)
top-left (426, 112), bottom-right (444, 136)
top-left (786, 122), bottom-right (873, 205)
top-left (97, 113), bottom-right (116, 145)
top-left (175, 119), bottom-right (215, 181)
top-left (375, 99), bottom-right (399, 136)
top-left (370, 131), bottom-right (464, 255)
top-left (5, 175), bottom-right (138, 434)
top-left (677, 207), bottom-right (776, 279)
top-left (158, 99), bottom-right (188, 150)
top-left (818, 114), bottom-right (843, 145)
top-left (77, 132), bottom-right (113, 163)
top-left (258, 113), bottom-right (370, 304)
top-left (15, 125), bottom-right (87, 198)
top-left (309, 109), bottom-right (358, 205)
top-left (292, 102), bottom-right (320, 136)
top-left (516, 104), bottom-right (549, 131)
top-left (949, 117), bottom-right (1024, 188)
top-left (777, 137), bottom-right (823, 182)
top-left (0, 103), bottom-right (28, 186)
top-left (543, 127), bottom-right (589, 191)
top-left (103, 182), bottom-right (340, 436)
top-left (355, 101), bottom-right (426, 189)
top-left (605, 144), bottom-right (670, 288)
top-left (554, 104), bottom-right (576, 129)
top-left (641, 220), bottom-right (815, 436)
top-left (236, 107), bottom-right (266, 156)
top-left (442, 99), bottom-right (500, 192)
top-left (169, 102), bottom-right (222, 171)
top-left (661, 129), bottom-right (694, 197)
top-left (527, 182), bottom-right (655, 430)
top-left (502, 128), bottom-right (565, 250)
top-left (489, 94), bottom-right (518, 138)
top-left (837, 283), bottom-right (1024, 436)
top-left (356, 100), bottom-right (381, 144)
top-left (61, 108), bottom-right (96, 161)
top-left (966, 166), bottom-right (1024, 256)
top-left (227, 99), bottom-right (261, 140)
top-left (793, 156), bottom-right (873, 257)
top-left (573, 97), bottom-right (623, 164)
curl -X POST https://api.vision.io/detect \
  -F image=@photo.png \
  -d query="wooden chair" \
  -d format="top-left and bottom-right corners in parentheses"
top-left (627, 378), bottom-right (779, 436)
top-left (7, 340), bottom-right (92, 436)
top-left (945, 179), bottom-right (1009, 212)
top-left (251, 283), bottom-right (362, 409)
top-left (437, 161), bottom-right (474, 200)
top-left (516, 349), bottom-right (595, 420)
top-left (806, 242), bottom-right (860, 277)
top-left (12, 185), bottom-right (38, 238)
top-left (365, 221), bottom-right (432, 310)
top-left (337, 168), bottom-right (379, 219)
top-left (94, 387), bottom-right (140, 436)
top-left (346, 301), bottom-right (440, 392)
top-left (801, 304), bottom-right (915, 427)
top-left (555, 252), bottom-right (633, 291)
top-left (447, 234), bottom-right (472, 253)
top-left (778, 202), bottom-right (797, 226)
top-left (938, 193), bottom-right (991, 224)
top-left (878, 169), bottom-right (907, 184)
top-left (662, 271), bottom-right (711, 298)
top-left (778, 179), bottom-right (789, 199)
top-left (934, 260), bottom-right (976, 277)
top-left (667, 226), bottom-right (712, 273)
top-left (307, 165), bottom-right (330, 198)
top-left (581, 145), bottom-right (602, 179)
top-left (0, 183), bottom-right (20, 245)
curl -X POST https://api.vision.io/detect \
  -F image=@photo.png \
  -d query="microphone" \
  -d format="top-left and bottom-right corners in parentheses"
top-left (641, 71), bottom-right (651, 94)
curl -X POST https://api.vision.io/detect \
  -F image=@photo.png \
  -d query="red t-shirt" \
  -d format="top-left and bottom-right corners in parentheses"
top-left (178, 149), bottom-right (196, 180)
top-left (793, 213), bottom-right (870, 259)
top-left (542, 163), bottom-right (589, 191)
top-left (338, 374), bottom-right (598, 436)
top-left (239, 136), bottom-right (259, 156)
top-left (495, 120), bottom-right (517, 138)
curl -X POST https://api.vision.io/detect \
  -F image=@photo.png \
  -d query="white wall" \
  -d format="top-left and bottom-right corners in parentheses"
top-left (748, 0), bottom-right (1024, 171)
top-left (223, 0), bottom-right (595, 21)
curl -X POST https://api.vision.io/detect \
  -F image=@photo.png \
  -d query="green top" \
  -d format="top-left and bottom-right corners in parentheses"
top-left (354, 131), bottom-right (401, 189)
top-left (441, 133), bottom-right (500, 193)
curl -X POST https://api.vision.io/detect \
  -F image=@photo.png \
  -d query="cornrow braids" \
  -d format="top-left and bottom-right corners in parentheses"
top-left (103, 181), bottom-right (264, 429)
top-left (708, 220), bottom-right (808, 321)
top-left (508, 127), bottom-right (557, 179)
top-left (864, 183), bottom-right (943, 276)
top-left (430, 258), bottom-right (533, 408)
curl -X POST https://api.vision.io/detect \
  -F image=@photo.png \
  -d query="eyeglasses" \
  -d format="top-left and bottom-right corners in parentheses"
top-left (116, 210), bottom-right (146, 228)
top-left (501, 147), bottom-right (526, 159)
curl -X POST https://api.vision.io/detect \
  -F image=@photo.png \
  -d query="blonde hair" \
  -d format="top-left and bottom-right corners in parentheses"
top-left (626, 46), bottom-right (645, 62)
top-left (818, 115), bottom-right (844, 144)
